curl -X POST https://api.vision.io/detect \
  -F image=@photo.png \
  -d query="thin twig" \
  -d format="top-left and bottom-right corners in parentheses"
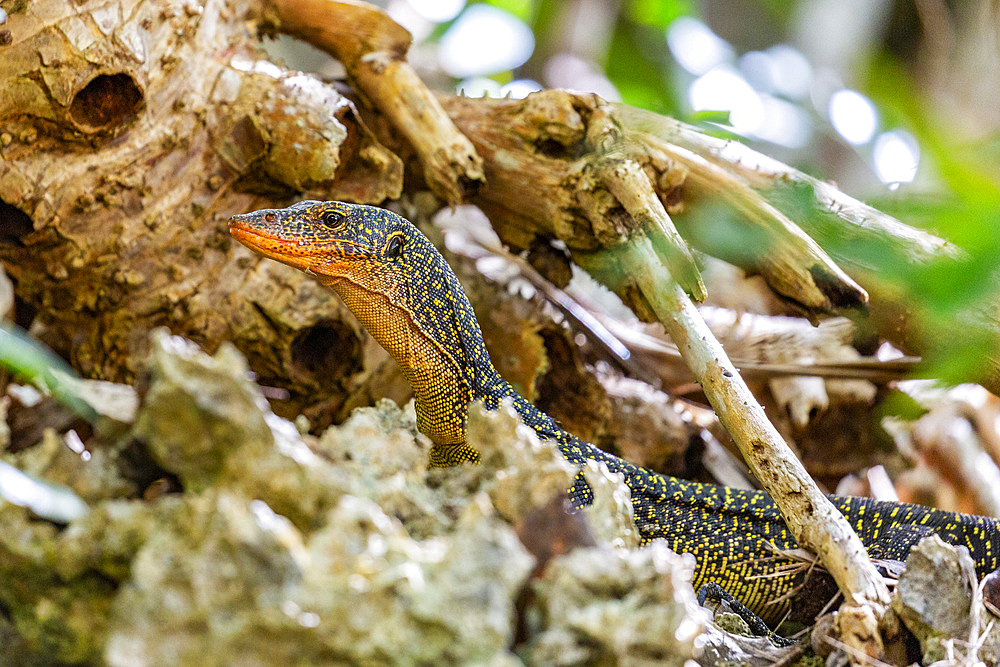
top-left (265, 0), bottom-right (484, 204)
top-left (617, 234), bottom-right (889, 657)
top-left (823, 636), bottom-right (895, 667)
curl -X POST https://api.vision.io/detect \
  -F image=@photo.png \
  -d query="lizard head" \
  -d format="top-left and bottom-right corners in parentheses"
top-left (231, 199), bottom-right (514, 447)
top-left (229, 200), bottom-right (411, 282)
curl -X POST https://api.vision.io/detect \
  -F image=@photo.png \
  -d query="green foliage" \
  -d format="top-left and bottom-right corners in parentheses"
top-left (625, 0), bottom-right (690, 28)
top-left (689, 109), bottom-right (731, 125)
top-left (605, 23), bottom-right (680, 114)
top-left (482, 0), bottom-right (535, 22)
top-left (0, 324), bottom-right (97, 422)
top-left (854, 54), bottom-right (1000, 383)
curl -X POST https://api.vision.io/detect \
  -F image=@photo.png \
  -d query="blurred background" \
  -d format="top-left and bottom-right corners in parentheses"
top-left (274, 0), bottom-right (1000, 201)
top-left (268, 0), bottom-right (1000, 388)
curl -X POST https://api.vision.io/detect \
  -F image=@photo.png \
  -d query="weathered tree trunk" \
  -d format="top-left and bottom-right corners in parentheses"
top-left (0, 0), bottom-right (410, 425)
top-left (4, 0), bottom-right (1000, 421)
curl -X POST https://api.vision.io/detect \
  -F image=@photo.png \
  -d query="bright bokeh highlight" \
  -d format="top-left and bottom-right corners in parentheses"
top-left (873, 129), bottom-right (920, 187)
top-left (456, 77), bottom-right (503, 98)
top-left (828, 89), bottom-right (878, 145)
top-left (544, 53), bottom-right (621, 101)
top-left (667, 17), bottom-right (734, 75)
top-left (438, 5), bottom-right (534, 78)
top-left (689, 66), bottom-right (763, 133)
top-left (501, 79), bottom-right (544, 99)
top-left (407, 0), bottom-right (465, 23)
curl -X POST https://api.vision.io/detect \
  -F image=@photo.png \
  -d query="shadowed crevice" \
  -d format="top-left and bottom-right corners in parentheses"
top-left (290, 320), bottom-right (362, 381)
top-left (69, 73), bottom-right (143, 132)
top-left (0, 199), bottom-right (33, 245)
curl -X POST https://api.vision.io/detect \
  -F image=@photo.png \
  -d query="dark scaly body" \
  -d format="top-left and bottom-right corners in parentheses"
top-left (231, 201), bottom-right (999, 626)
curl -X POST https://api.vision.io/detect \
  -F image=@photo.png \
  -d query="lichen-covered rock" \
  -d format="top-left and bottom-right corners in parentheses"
top-left (0, 612), bottom-right (62, 667)
top-left (462, 399), bottom-right (580, 522)
top-left (693, 624), bottom-right (795, 667)
top-left (135, 330), bottom-right (353, 530)
top-left (133, 331), bottom-right (279, 489)
top-left (0, 491), bottom-right (178, 663)
top-left (4, 428), bottom-right (133, 503)
top-left (0, 501), bottom-right (119, 663)
top-left (54, 500), bottom-right (164, 582)
top-left (1, 332), bottom-right (704, 665)
top-left (453, 400), bottom-right (639, 549)
top-left (522, 541), bottom-right (704, 666)
top-left (580, 459), bottom-right (640, 550)
top-left (891, 534), bottom-right (1000, 664)
top-left (301, 494), bottom-right (533, 664)
top-left (312, 398), bottom-right (460, 538)
top-left (104, 491), bottom-right (532, 666)
top-left (104, 492), bottom-right (313, 667)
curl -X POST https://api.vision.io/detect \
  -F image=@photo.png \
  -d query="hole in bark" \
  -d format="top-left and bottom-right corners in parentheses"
top-left (526, 240), bottom-right (572, 288)
top-left (12, 295), bottom-right (36, 331)
top-left (536, 138), bottom-right (566, 158)
top-left (69, 73), bottom-right (143, 132)
top-left (0, 199), bottom-right (33, 245)
top-left (227, 114), bottom-right (267, 168)
top-left (290, 320), bottom-right (360, 380)
top-left (458, 174), bottom-right (482, 199)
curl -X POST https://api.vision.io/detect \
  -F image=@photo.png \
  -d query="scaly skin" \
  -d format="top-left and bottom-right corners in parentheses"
top-left (230, 200), bottom-right (999, 626)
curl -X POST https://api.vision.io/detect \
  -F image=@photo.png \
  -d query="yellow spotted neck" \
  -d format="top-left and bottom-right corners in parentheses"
top-left (330, 276), bottom-right (473, 446)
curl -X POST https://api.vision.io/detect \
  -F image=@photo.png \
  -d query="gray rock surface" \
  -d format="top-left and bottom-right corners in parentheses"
top-left (523, 542), bottom-right (703, 666)
top-left (0, 332), bottom-right (702, 665)
top-left (892, 534), bottom-right (1000, 665)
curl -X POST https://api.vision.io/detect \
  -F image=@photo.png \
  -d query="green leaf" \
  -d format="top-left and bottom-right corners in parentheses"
top-left (626, 0), bottom-right (690, 28)
top-left (0, 324), bottom-right (98, 422)
top-left (483, 0), bottom-right (535, 22)
top-left (690, 109), bottom-right (731, 125)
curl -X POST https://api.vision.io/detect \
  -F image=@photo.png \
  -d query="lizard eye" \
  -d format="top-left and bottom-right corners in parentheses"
top-left (320, 212), bottom-right (343, 230)
top-left (385, 235), bottom-right (404, 260)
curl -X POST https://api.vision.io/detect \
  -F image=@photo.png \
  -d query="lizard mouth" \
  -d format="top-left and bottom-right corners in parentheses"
top-left (228, 216), bottom-right (316, 272)
top-left (228, 215), bottom-right (363, 278)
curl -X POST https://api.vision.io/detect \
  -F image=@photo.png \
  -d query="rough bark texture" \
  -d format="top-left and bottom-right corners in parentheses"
top-left (4, 0), bottom-right (1000, 421)
top-left (0, 0), bottom-right (409, 424)
top-left (439, 92), bottom-right (867, 317)
top-left (262, 0), bottom-right (485, 205)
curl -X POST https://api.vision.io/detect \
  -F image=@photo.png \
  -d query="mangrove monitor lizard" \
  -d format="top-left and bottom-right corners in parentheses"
top-left (230, 200), bottom-right (999, 629)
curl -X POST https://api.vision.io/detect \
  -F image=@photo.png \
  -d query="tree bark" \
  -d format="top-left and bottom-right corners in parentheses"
top-left (4, 0), bottom-right (998, 414)
top-left (0, 0), bottom-right (410, 425)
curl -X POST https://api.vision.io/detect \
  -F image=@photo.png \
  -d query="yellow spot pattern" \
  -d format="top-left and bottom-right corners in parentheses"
top-left (231, 200), bottom-right (1000, 627)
